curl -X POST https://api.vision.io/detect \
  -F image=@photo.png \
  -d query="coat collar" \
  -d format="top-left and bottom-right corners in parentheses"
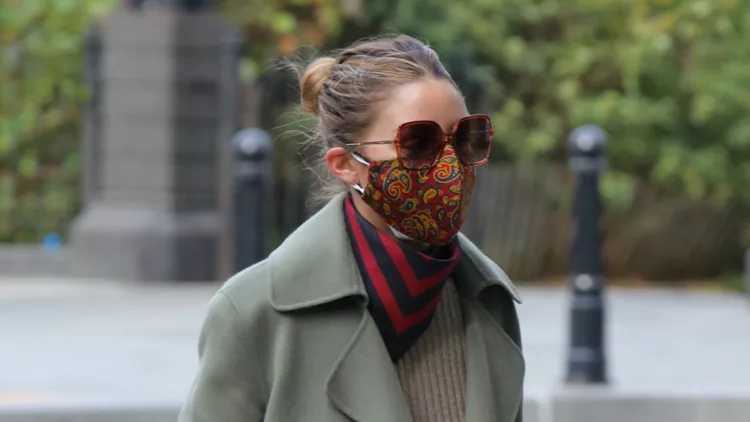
top-left (268, 193), bottom-right (522, 311)
top-left (268, 193), bottom-right (525, 422)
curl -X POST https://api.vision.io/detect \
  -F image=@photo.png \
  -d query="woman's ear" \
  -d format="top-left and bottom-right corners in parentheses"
top-left (326, 147), bottom-right (361, 185)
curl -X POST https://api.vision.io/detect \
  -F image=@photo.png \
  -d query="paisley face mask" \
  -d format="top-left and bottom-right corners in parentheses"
top-left (352, 145), bottom-right (476, 245)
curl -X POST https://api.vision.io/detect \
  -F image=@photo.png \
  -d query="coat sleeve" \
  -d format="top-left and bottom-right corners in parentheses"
top-left (515, 395), bottom-right (523, 422)
top-left (178, 292), bottom-right (267, 422)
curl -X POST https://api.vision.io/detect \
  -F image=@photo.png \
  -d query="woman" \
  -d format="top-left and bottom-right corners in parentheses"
top-left (179, 34), bottom-right (525, 422)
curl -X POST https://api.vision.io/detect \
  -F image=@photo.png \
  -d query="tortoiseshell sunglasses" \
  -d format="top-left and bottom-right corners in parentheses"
top-left (345, 114), bottom-right (494, 170)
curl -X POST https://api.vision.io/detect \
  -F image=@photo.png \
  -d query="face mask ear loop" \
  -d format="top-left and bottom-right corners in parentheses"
top-left (350, 152), bottom-right (369, 194)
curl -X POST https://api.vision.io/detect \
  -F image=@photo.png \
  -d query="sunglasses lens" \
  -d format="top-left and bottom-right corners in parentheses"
top-left (398, 122), bottom-right (444, 169)
top-left (455, 116), bottom-right (492, 165)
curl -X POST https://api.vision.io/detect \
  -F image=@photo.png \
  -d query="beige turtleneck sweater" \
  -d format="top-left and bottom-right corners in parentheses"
top-left (395, 280), bottom-right (467, 422)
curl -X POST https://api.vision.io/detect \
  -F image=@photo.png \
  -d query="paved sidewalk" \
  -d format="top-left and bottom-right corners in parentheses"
top-left (1, 277), bottom-right (749, 421)
top-left (518, 287), bottom-right (750, 395)
top-left (0, 278), bottom-right (211, 410)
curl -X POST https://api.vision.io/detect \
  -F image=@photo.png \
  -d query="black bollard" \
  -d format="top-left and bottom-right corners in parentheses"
top-left (565, 125), bottom-right (608, 385)
top-left (176, 0), bottom-right (214, 11)
top-left (126, 0), bottom-right (214, 11)
top-left (82, 28), bottom-right (103, 208)
top-left (232, 128), bottom-right (273, 273)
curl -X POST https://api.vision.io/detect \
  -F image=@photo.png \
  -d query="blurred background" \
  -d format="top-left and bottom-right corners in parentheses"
top-left (1, 0), bottom-right (749, 421)
top-left (3, 0), bottom-right (750, 285)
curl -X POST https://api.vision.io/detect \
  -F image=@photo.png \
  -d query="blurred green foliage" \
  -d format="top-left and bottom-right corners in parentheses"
top-left (2, 0), bottom-right (750, 247)
top-left (218, 0), bottom-right (347, 82)
top-left (224, 0), bottom-right (750, 211)
top-left (383, 0), bottom-right (750, 209)
top-left (0, 0), bottom-right (113, 242)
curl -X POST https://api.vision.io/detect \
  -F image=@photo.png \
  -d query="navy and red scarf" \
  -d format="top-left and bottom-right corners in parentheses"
top-left (344, 196), bottom-right (461, 362)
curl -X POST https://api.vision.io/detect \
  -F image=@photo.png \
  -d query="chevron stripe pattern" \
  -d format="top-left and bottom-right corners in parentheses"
top-left (344, 197), bottom-right (461, 362)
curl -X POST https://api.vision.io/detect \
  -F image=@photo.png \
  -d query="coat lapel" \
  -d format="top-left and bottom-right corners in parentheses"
top-left (455, 234), bottom-right (525, 422)
top-left (461, 295), bottom-right (525, 422)
top-left (268, 194), bottom-right (413, 422)
top-left (326, 313), bottom-right (414, 422)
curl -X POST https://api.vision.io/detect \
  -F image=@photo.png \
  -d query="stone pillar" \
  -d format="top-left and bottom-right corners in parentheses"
top-left (69, 8), bottom-right (240, 282)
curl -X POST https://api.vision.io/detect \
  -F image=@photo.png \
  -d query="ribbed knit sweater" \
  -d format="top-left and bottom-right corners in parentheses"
top-left (395, 279), bottom-right (466, 422)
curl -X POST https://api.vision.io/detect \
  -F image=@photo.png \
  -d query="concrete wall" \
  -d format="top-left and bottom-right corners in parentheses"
top-left (65, 10), bottom-right (238, 282)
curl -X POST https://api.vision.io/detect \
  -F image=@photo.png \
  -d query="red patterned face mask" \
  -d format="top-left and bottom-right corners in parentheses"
top-left (352, 146), bottom-right (476, 245)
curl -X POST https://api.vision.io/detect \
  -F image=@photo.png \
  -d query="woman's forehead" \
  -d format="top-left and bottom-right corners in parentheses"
top-left (374, 79), bottom-right (469, 135)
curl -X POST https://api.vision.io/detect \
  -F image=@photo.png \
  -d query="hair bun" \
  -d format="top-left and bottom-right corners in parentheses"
top-left (300, 57), bottom-right (336, 115)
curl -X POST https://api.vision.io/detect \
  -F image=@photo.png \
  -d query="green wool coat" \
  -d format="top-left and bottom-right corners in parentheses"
top-left (179, 193), bottom-right (525, 422)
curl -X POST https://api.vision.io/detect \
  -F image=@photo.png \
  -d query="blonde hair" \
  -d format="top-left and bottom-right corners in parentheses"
top-left (295, 34), bottom-right (457, 201)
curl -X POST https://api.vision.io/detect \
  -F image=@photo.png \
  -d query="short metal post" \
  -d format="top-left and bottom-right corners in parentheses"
top-left (82, 27), bottom-right (103, 208)
top-left (175, 0), bottom-right (214, 11)
top-left (216, 26), bottom-right (244, 280)
top-left (232, 128), bottom-right (273, 273)
top-left (565, 125), bottom-right (609, 385)
top-left (125, 0), bottom-right (214, 11)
